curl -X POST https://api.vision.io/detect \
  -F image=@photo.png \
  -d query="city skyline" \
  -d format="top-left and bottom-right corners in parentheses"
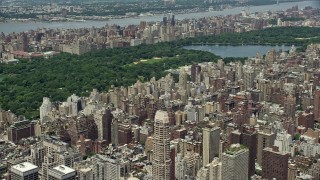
top-left (1, 1), bottom-right (320, 180)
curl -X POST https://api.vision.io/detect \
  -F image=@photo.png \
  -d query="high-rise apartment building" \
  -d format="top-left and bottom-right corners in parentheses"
top-left (266, 48), bottom-right (276, 65)
top-left (284, 93), bottom-right (296, 120)
top-left (152, 110), bottom-right (171, 180)
top-left (11, 162), bottom-right (39, 180)
top-left (314, 72), bottom-right (320, 122)
top-left (118, 123), bottom-right (133, 145)
top-left (230, 127), bottom-right (257, 177)
top-left (94, 107), bottom-right (113, 143)
top-left (202, 127), bottom-right (220, 166)
top-left (191, 64), bottom-right (201, 83)
top-left (297, 109), bottom-right (314, 129)
top-left (39, 97), bottom-right (52, 123)
top-left (257, 127), bottom-right (276, 165)
top-left (221, 144), bottom-right (249, 180)
top-left (178, 68), bottom-right (187, 90)
top-left (262, 147), bottom-right (289, 180)
top-left (274, 131), bottom-right (292, 154)
top-left (243, 65), bottom-right (255, 90)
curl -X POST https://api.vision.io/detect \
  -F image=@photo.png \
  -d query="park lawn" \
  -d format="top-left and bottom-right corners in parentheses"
top-left (128, 56), bottom-right (176, 66)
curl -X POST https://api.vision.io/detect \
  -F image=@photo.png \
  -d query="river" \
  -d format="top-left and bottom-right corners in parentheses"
top-left (183, 45), bottom-right (292, 57)
top-left (0, 1), bottom-right (317, 34)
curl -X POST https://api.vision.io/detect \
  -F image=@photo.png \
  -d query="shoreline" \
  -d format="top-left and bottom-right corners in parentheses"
top-left (0, 1), bottom-right (303, 24)
top-left (0, 1), bottom-right (316, 34)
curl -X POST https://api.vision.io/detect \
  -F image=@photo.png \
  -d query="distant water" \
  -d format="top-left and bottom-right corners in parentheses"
top-left (183, 45), bottom-right (292, 57)
top-left (0, 1), bottom-right (317, 34)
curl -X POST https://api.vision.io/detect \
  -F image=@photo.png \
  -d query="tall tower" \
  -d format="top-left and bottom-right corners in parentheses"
top-left (152, 110), bottom-right (171, 180)
top-left (221, 144), bottom-right (249, 180)
top-left (202, 127), bottom-right (220, 166)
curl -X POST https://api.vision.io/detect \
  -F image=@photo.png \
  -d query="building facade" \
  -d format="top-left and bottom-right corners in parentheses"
top-left (221, 144), bottom-right (249, 180)
top-left (262, 147), bottom-right (289, 180)
top-left (152, 110), bottom-right (171, 180)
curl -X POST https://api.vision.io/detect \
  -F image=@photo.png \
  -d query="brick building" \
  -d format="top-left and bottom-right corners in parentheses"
top-left (262, 146), bottom-right (289, 180)
top-left (7, 120), bottom-right (35, 143)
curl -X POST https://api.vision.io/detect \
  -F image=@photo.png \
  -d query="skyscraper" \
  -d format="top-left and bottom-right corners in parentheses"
top-left (221, 144), bottom-right (249, 180)
top-left (262, 146), bottom-right (289, 180)
top-left (11, 162), bottom-right (39, 180)
top-left (152, 110), bottom-right (171, 180)
top-left (202, 127), bottom-right (220, 166)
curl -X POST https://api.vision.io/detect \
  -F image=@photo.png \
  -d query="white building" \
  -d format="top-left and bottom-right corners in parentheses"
top-left (221, 144), bottom-right (249, 180)
top-left (196, 158), bottom-right (221, 180)
top-left (300, 141), bottom-right (320, 157)
top-left (48, 165), bottom-right (76, 180)
top-left (152, 110), bottom-right (171, 180)
top-left (39, 97), bottom-right (52, 123)
top-left (274, 131), bottom-right (292, 154)
top-left (11, 162), bottom-right (39, 180)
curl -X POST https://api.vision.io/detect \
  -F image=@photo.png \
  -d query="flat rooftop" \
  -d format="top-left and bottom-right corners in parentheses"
top-left (11, 162), bottom-right (38, 173)
top-left (52, 165), bottom-right (75, 175)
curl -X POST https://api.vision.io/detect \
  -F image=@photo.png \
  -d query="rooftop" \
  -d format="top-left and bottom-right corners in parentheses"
top-left (51, 165), bottom-right (75, 175)
top-left (225, 143), bottom-right (248, 155)
top-left (11, 162), bottom-right (38, 173)
top-left (155, 110), bottom-right (169, 123)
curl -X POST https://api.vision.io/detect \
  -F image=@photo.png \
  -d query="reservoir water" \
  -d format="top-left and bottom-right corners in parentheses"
top-left (0, 1), bottom-right (317, 34)
top-left (183, 45), bottom-right (292, 57)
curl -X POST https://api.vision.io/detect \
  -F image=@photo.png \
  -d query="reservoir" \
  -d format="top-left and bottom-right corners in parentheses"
top-left (183, 45), bottom-right (292, 57)
top-left (0, 1), bottom-right (317, 34)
